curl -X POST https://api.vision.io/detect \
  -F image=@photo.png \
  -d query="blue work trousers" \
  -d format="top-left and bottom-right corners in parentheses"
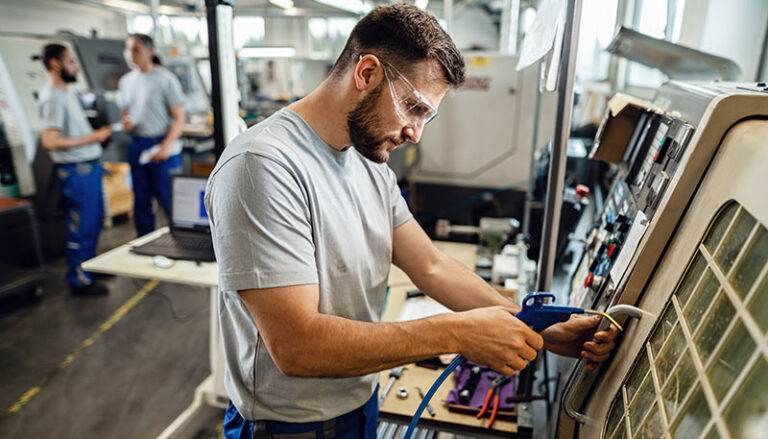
top-left (223, 386), bottom-right (379, 439)
top-left (57, 160), bottom-right (103, 287)
top-left (127, 135), bottom-right (181, 236)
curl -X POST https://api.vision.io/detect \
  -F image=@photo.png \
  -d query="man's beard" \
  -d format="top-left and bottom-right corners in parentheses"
top-left (347, 83), bottom-right (394, 164)
top-left (60, 69), bottom-right (77, 83)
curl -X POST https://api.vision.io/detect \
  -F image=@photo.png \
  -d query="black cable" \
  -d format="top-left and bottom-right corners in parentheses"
top-left (130, 279), bottom-right (208, 322)
top-left (420, 181), bottom-right (529, 223)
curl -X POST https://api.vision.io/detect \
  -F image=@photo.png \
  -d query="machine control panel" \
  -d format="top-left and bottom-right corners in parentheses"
top-left (570, 181), bottom-right (637, 308)
top-left (569, 109), bottom-right (694, 309)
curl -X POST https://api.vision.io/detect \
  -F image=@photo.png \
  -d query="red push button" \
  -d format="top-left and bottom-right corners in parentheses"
top-left (584, 272), bottom-right (594, 288)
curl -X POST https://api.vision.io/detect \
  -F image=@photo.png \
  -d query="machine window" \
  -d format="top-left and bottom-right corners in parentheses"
top-left (706, 322), bottom-right (754, 402)
top-left (702, 203), bottom-right (737, 253)
top-left (661, 350), bottom-right (696, 420)
top-left (723, 359), bottom-right (768, 439)
top-left (671, 386), bottom-right (710, 439)
top-left (602, 201), bottom-right (768, 438)
top-left (625, 349), bottom-right (650, 403)
top-left (714, 209), bottom-right (756, 272)
top-left (747, 276), bottom-right (768, 333)
top-left (729, 227), bottom-right (768, 297)
top-left (650, 303), bottom-right (678, 355)
top-left (675, 253), bottom-right (707, 306)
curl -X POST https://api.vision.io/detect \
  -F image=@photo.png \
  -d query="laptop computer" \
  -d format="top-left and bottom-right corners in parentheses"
top-left (131, 175), bottom-right (216, 262)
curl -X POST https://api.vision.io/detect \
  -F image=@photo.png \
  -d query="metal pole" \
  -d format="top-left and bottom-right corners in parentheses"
top-left (444, 0), bottom-right (453, 34)
top-left (522, 69), bottom-right (542, 237)
top-left (517, 0), bottom-right (583, 403)
top-left (500, 0), bottom-right (521, 56)
top-left (535, 0), bottom-right (583, 295)
top-left (205, 1), bottom-right (224, 160)
top-left (148, 0), bottom-right (159, 40)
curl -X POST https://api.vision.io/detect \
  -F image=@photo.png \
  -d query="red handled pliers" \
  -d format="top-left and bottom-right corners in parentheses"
top-left (476, 375), bottom-right (511, 428)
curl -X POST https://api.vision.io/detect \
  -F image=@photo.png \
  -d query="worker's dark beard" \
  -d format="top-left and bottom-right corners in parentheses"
top-left (60, 69), bottom-right (77, 83)
top-left (347, 83), bottom-right (390, 164)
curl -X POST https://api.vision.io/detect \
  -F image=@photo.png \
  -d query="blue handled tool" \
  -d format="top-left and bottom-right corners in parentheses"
top-left (514, 292), bottom-right (585, 332)
top-left (403, 292), bottom-right (606, 438)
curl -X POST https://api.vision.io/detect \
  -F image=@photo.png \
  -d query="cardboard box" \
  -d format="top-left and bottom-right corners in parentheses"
top-left (102, 162), bottom-right (132, 196)
top-left (590, 93), bottom-right (665, 164)
top-left (102, 162), bottom-right (133, 227)
top-left (493, 285), bottom-right (517, 302)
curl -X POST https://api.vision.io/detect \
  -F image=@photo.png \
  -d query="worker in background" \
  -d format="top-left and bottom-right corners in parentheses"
top-left (206, 4), bottom-right (618, 438)
top-left (119, 33), bottom-right (185, 236)
top-left (37, 43), bottom-right (112, 296)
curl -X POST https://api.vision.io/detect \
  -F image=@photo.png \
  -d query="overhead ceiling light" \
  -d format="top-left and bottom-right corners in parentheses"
top-left (239, 47), bottom-right (297, 58)
top-left (313, 0), bottom-right (371, 15)
top-left (415, 0), bottom-right (428, 10)
top-left (269, 0), bottom-right (295, 9)
top-left (100, 0), bottom-right (149, 13)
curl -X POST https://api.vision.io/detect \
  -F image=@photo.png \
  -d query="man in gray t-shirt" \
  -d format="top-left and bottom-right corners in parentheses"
top-left (119, 33), bottom-right (185, 236)
top-left (37, 43), bottom-right (111, 295)
top-left (207, 5), bottom-right (619, 437)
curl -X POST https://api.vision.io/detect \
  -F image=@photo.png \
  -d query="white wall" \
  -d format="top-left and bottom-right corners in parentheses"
top-left (679, 0), bottom-right (768, 81)
top-left (0, 0), bottom-right (128, 39)
top-left (429, 4), bottom-right (501, 52)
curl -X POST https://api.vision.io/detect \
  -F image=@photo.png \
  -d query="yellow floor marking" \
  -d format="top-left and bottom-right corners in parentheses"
top-left (6, 279), bottom-right (159, 415)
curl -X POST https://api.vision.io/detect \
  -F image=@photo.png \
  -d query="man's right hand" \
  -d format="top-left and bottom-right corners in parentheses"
top-left (91, 126), bottom-right (112, 143)
top-left (121, 114), bottom-right (133, 132)
top-left (456, 306), bottom-right (543, 376)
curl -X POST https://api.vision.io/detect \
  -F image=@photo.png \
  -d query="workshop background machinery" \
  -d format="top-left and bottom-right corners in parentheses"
top-left (411, 54), bottom-right (545, 238)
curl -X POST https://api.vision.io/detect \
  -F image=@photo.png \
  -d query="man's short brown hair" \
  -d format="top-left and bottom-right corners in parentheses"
top-left (330, 3), bottom-right (465, 88)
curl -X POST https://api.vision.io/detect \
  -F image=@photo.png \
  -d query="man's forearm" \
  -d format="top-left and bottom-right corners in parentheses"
top-left (42, 132), bottom-right (96, 150)
top-left (161, 115), bottom-right (184, 149)
top-left (411, 251), bottom-right (518, 312)
top-left (269, 312), bottom-right (462, 378)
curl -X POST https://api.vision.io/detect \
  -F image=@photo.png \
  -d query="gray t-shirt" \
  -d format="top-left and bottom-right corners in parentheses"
top-left (205, 108), bottom-right (412, 422)
top-left (118, 67), bottom-right (184, 137)
top-left (38, 86), bottom-right (102, 164)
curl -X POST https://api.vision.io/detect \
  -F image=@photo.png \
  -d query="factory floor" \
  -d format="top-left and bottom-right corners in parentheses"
top-left (0, 215), bottom-right (220, 438)
top-left (0, 209), bottom-right (586, 439)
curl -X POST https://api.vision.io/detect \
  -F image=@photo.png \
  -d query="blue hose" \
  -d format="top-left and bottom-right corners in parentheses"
top-left (403, 354), bottom-right (466, 438)
top-left (403, 293), bottom-right (576, 437)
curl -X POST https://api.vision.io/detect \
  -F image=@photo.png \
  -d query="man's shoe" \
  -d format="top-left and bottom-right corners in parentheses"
top-left (89, 272), bottom-right (115, 282)
top-left (70, 283), bottom-right (109, 296)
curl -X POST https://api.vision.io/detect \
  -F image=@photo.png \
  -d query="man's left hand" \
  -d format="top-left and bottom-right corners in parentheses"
top-left (541, 315), bottom-right (619, 371)
top-left (151, 145), bottom-right (171, 162)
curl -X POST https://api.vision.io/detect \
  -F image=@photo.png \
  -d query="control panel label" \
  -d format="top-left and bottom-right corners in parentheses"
top-left (610, 211), bottom-right (649, 285)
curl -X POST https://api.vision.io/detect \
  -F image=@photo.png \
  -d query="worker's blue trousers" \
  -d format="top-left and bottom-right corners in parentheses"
top-left (126, 135), bottom-right (181, 236)
top-left (223, 386), bottom-right (379, 439)
top-left (57, 160), bottom-right (103, 287)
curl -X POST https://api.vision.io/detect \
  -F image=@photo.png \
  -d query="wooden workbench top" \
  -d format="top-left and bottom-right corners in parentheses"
top-left (380, 241), bottom-right (525, 436)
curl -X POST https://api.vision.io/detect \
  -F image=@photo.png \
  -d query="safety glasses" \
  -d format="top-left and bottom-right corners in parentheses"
top-left (379, 60), bottom-right (438, 127)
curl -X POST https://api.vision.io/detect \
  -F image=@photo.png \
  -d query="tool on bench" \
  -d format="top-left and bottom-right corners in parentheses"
top-left (415, 386), bottom-right (435, 417)
top-left (476, 375), bottom-right (512, 428)
top-left (380, 366), bottom-right (406, 405)
top-left (458, 366), bottom-right (482, 405)
top-left (403, 292), bottom-right (625, 438)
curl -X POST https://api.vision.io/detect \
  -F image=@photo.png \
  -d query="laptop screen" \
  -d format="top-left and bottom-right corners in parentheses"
top-left (172, 176), bottom-right (209, 229)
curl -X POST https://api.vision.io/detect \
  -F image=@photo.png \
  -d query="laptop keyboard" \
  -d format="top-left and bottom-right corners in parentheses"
top-left (153, 233), bottom-right (213, 250)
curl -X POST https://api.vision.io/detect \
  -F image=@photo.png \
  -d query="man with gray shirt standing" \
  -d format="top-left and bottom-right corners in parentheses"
top-left (206, 4), bottom-right (618, 438)
top-left (38, 43), bottom-right (112, 295)
top-left (119, 33), bottom-right (185, 236)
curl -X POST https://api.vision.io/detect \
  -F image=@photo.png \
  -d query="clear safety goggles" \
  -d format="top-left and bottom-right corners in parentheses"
top-left (380, 60), bottom-right (438, 127)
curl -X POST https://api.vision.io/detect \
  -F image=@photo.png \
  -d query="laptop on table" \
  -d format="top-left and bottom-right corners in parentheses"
top-left (131, 175), bottom-right (216, 262)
